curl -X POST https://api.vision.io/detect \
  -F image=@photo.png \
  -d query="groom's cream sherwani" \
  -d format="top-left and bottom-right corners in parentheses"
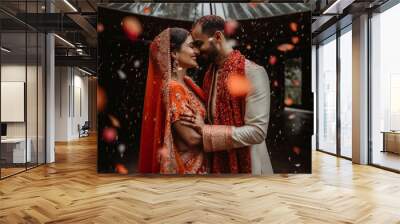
top-left (203, 59), bottom-right (274, 175)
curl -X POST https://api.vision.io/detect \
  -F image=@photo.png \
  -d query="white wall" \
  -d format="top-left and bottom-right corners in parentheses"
top-left (72, 73), bottom-right (89, 138)
top-left (1, 65), bottom-right (25, 125)
top-left (1, 65), bottom-right (27, 139)
top-left (55, 66), bottom-right (89, 141)
top-left (1, 63), bottom-right (45, 164)
top-left (1, 65), bottom-right (42, 137)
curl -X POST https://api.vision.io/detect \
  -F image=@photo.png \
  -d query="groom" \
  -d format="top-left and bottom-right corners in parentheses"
top-left (182, 15), bottom-right (273, 174)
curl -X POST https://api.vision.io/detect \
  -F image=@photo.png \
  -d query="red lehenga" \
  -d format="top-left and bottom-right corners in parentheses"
top-left (138, 28), bottom-right (207, 174)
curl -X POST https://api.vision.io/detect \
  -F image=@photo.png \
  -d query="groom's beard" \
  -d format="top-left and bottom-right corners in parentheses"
top-left (198, 43), bottom-right (219, 66)
top-left (187, 67), bottom-right (206, 85)
top-left (196, 55), bottom-right (211, 68)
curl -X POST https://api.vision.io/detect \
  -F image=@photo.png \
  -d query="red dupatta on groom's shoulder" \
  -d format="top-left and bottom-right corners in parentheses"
top-left (202, 50), bottom-right (252, 174)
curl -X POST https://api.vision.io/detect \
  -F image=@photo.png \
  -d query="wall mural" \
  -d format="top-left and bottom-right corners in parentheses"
top-left (97, 4), bottom-right (313, 175)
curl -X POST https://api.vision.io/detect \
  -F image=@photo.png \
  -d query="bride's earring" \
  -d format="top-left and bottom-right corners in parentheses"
top-left (172, 59), bottom-right (178, 75)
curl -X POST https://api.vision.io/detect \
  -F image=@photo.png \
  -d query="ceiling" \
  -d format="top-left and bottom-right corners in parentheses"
top-left (0, 0), bottom-right (391, 72)
top-left (0, 1), bottom-right (315, 67)
top-left (100, 2), bottom-right (313, 21)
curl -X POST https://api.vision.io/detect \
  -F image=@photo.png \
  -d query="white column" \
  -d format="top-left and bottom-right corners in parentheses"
top-left (45, 1), bottom-right (55, 163)
top-left (352, 14), bottom-right (369, 164)
top-left (46, 33), bottom-right (55, 163)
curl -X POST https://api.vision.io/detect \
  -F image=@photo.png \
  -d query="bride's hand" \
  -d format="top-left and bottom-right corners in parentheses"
top-left (179, 105), bottom-right (204, 135)
top-left (180, 113), bottom-right (204, 135)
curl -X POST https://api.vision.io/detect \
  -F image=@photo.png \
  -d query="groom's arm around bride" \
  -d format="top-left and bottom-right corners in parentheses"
top-left (182, 60), bottom-right (273, 174)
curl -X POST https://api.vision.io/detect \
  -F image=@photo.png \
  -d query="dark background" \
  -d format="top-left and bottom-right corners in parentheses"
top-left (98, 6), bottom-right (313, 174)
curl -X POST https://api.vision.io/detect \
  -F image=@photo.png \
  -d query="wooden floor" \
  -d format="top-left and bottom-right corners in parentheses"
top-left (1, 135), bottom-right (400, 223)
top-left (1, 167), bottom-right (26, 178)
top-left (373, 151), bottom-right (400, 171)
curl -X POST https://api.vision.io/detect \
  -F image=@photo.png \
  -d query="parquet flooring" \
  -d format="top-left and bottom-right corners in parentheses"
top-left (1, 167), bottom-right (26, 178)
top-left (1, 134), bottom-right (400, 223)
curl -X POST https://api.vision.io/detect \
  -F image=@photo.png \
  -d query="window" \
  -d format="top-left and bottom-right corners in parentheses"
top-left (370, 3), bottom-right (400, 171)
top-left (339, 28), bottom-right (352, 158)
top-left (317, 35), bottom-right (337, 154)
top-left (0, 1), bottom-right (47, 179)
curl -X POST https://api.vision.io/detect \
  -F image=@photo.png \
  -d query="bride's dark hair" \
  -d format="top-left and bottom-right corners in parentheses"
top-left (170, 27), bottom-right (189, 52)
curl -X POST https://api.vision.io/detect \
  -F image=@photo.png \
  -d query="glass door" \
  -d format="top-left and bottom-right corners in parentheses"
top-left (0, 0), bottom-right (47, 179)
top-left (1, 30), bottom-right (28, 178)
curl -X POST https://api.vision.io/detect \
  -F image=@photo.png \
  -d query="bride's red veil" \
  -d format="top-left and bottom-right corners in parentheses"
top-left (138, 28), bottom-right (177, 174)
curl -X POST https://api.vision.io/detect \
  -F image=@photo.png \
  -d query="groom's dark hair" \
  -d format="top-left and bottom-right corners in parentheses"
top-left (193, 15), bottom-right (225, 36)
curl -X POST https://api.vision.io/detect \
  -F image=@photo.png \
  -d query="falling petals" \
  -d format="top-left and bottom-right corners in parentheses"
top-left (273, 80), bottom-right (279, 87)
top-left (248, 2), bottom-right (258, 8)
top-left (122, 16), bottom-right (143, 41)
top-left (224, 19), bottom-right (239, 36)
top-left (284, 97), bottom-right (294, 106)
top-left (143, 6), bottom-right (152, 14)
top-left (269, 55), bottom-right (277, 65)
top-left (103, 127), bottom-right (117, 143)
top-left (293, 146), bottom-right (301, 155)
top-left (108, 114), bottom-right (121, 128)
top-left (278, 43), bottom-right (295, 52)
top-left (227, 73), bottom-right (252, 97)
top-left (291, 36), bottom-right (300, 44)
top-left (118, 144), bottom-right (126, 157)
top-left (133, 60), bottom-right (141, 68)
top-left (97, 86), bottom-right (107, 112)
top-left (289, 22), bottom-right (298, 32)
top-left (115, 163), bottom-right (128, 174)
top-left (97, 23), bottom-right (104, 33)
top-left (117, 69), bottom-right (127, 80)
top-left (292, 79), bottom-right (300, 86)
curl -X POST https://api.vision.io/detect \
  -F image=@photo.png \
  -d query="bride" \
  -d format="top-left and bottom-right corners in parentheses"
top-left (138, 28), bottom-right (207, 174)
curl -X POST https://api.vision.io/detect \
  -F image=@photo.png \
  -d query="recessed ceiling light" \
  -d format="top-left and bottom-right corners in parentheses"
top-left (1, 47), bottom-right (11, 53)
top-left (63, 0), bottom-right (78, 12)
top-left (54, 34), bottom-right (75, 48)
top-left (78, 67), bottom-right (92, 76)
top-left (322, 0), bottom-right (353, 15)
